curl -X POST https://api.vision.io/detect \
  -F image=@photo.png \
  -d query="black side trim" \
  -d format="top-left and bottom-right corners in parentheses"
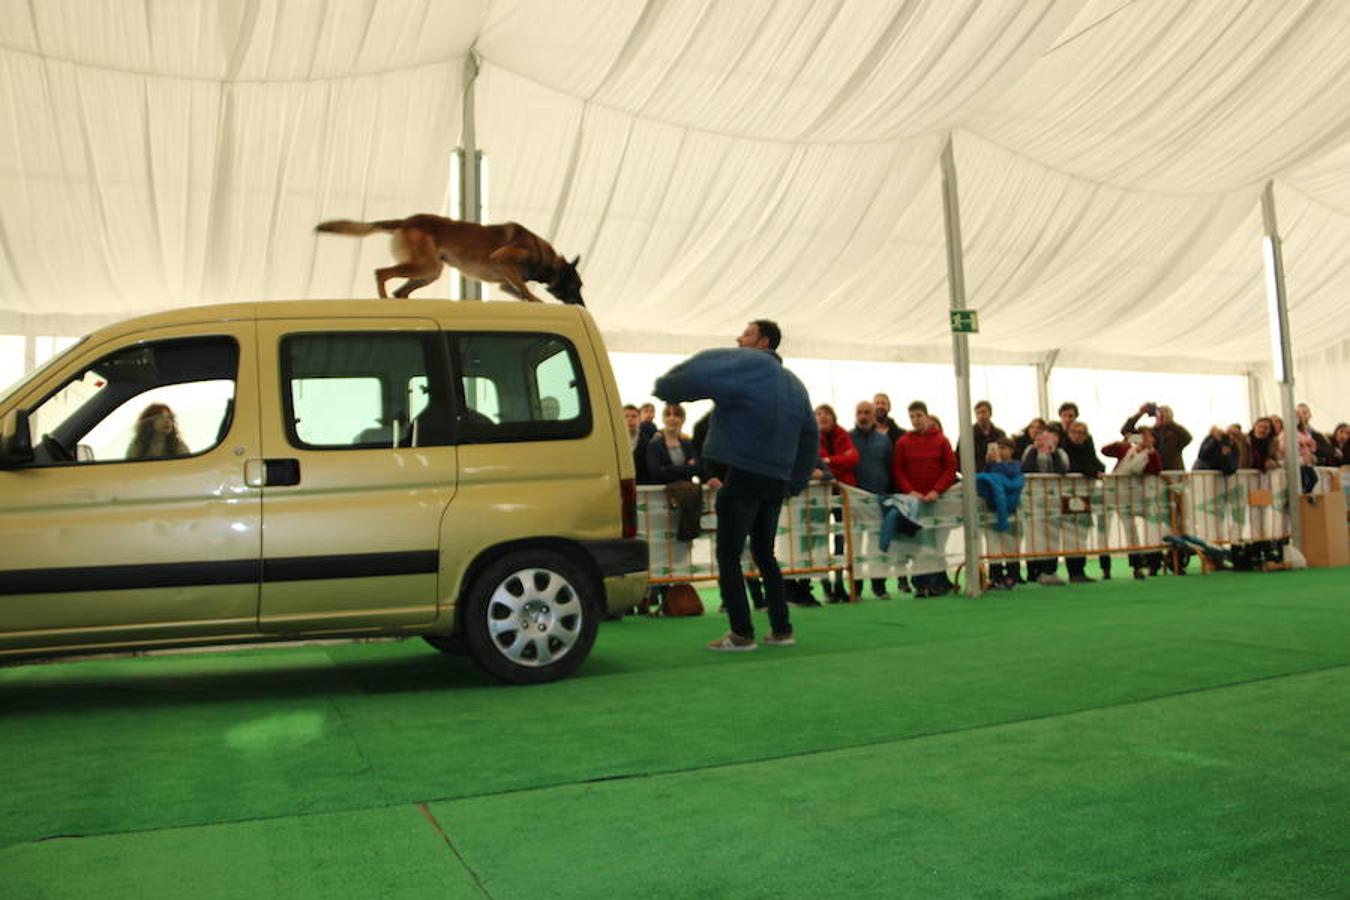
top-left (0, 560), bottom-right (260, 596)
top-left (0, 551), bottom-right (440, 595)
top-left (579, 539), bottom-right (649, 577)
top-left (263, 550), bottom-right (439, 582)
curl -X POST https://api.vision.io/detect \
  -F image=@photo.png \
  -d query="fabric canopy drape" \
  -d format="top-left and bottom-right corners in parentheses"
top-left (3, 0), bottom-right (1350, 407)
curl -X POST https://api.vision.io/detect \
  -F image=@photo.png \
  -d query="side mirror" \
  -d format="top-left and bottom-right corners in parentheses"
top-left (0, 409), bottom-right (35, 469)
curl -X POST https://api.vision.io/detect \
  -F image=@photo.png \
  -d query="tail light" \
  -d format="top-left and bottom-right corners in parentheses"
top-left (620, 477), bottom-right (638, 538)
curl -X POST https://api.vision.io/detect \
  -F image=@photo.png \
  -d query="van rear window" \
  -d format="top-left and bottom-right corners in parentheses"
top-left (447, 333), bottom-right (591, 443)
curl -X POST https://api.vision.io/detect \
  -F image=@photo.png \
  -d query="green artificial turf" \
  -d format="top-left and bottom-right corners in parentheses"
top-left (1, 568), bottom-right (1347, 898)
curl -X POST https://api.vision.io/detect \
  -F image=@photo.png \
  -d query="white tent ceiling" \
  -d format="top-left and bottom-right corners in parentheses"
top-left (2, 0), bottom-right (1350, 387)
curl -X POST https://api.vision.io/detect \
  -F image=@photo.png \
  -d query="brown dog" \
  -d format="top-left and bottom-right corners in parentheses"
top-left (315, 214), bottom-right (583, 304)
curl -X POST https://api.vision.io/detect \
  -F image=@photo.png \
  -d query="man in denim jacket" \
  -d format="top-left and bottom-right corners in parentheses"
top-left (655, 320), bottom-right (818, 652)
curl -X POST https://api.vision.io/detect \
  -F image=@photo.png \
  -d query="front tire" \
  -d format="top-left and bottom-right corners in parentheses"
top-left (462, 550), bottom-right (600, 684)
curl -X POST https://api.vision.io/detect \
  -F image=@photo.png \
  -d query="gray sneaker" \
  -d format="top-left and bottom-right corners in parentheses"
top-left (1036, 573), bottom-right (1067, 586)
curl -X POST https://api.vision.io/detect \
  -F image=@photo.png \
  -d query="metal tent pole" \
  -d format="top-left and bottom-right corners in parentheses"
top-left (1260, 181), bottom-right (1302, 550)
top-left (460, 51), bottom-right (482, 301)
top-left (1245, 370), bottom-right (1264, 423)
top-left (1035, 349), bottom-right (1058, 421)
top-left (940, 135), bottom-right (983, 598)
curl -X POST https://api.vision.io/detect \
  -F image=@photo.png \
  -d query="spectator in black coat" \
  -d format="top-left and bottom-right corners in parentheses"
top-left (1013, 417), bottom-right (1048, 459)
top-left (1334, 423), bottom-right (1350, 463)
top-left (1194, 426), bottom-right (1239, 475)
top-left (644, 403), bottom-right (698, 485)
top-left (624, 404), bottom-right (649, 482)
top-left (638, 402), bottom-right (658, 444)
top-left (1063, 420), bottom-right (1105, 583)
top-left (956, 399), bottom-right (1007, 474)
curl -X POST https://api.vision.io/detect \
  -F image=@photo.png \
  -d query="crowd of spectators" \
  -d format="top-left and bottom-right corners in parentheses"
top-left (627, 388), bottom-right (1346, 604)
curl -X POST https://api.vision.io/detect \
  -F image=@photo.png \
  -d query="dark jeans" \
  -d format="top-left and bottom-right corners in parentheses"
top-left (1128, 551), bottom-right (1164, 573)
top-left (913, 571), bottom-right (949, 592)
top-left (716, 468), bottom-right (791, 639)
top-left (853, 577), bottom-right (889, 596)
top-left (1027, 557), bottom-right (1058, 578)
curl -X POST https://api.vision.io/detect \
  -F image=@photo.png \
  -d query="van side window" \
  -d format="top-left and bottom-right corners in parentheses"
top-left (281, 332), bottom-right (452, 449)
top-left (448, 333), bottom-right (591, 443)
top-left (25, 337), bottom-right (239, 466)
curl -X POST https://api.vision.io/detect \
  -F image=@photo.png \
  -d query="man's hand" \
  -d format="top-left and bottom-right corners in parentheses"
top-left (811, 468), bottom-right (825, 480)
top-left (1138, 402), bottom-right (1153, 415)
top-left (922, 491), bottom-right (939, 503)
top-left (706, 477), bottom-right (722, 490)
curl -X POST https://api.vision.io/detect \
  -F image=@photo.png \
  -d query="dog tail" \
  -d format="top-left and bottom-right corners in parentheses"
top-left (314, 218), bottom-right (404, 237)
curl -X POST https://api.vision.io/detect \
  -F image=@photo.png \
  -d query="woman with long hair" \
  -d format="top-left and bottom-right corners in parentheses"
top-left (1333, 423), bottom-right (1349, 464)
top-left (126, 403), bottom-right (190, 460)
top-left (1013, 417), bottom-right (1047, 459)
top-left (1247, 417), bottom-right (1280, 472)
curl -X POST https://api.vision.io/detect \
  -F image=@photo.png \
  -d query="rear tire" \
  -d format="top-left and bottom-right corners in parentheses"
top-left (462, 549), bottom-right (600, 684)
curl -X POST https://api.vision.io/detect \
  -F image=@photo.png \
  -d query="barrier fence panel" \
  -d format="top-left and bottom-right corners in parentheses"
top-left (636, 467), bottom-right (1341, 594)
top-left (638, 482), bottom-right (847, 586)
top-left (844, 485), bottom-right (965, 580)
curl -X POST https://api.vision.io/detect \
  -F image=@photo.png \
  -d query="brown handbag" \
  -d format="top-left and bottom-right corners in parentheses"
top-left (662, 583), bottom-right (704, 617)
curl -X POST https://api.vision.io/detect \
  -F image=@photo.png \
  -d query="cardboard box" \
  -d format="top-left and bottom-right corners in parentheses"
top-left (1299, 487), bottom-right (1349, 568)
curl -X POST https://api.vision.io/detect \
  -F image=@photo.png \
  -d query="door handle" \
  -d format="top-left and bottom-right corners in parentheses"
top-left (244, 458), bottom-right (301, 487)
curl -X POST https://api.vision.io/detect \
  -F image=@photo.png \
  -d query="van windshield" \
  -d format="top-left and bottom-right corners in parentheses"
top-left (0, 336), bottom-right (90, 408)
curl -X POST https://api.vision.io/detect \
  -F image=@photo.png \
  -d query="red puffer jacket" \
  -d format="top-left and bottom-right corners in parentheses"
top-left (819, 426), bottom-right (859, 486)
top-left (892, 427), bottom-right (957, 495)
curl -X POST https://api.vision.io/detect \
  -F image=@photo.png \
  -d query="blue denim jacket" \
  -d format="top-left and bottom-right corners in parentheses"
top-left (654, 348), bottom-right (818, 494)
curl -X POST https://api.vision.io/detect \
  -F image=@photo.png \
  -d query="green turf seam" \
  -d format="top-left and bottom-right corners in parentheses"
top-left (418, 803), bottom-right (496, 900)
top-left (464, 659), bottom-right (1350, 794)
top-left (14, 660), bottom-right (1346, 850)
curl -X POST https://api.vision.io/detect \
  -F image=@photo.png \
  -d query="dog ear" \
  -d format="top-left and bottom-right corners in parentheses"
top-left (569, 254), bottom-right (581, 268)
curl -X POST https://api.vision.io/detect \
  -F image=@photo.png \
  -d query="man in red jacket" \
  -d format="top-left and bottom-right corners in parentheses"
top-left (892, 401), bottom-right (957, 597)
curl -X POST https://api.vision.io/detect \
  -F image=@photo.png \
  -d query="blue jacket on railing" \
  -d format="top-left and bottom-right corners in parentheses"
top-left (976, 461), bottom-right (1026, 532)
top-left (654, 348), bottom-right (818, 494)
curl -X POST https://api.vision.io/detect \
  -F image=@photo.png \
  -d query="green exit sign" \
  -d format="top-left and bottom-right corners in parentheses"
top-left (950, 309), bottom-right (979, 334)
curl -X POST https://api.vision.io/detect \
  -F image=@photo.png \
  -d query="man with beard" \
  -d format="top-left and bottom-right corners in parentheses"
top-left (956, 400), bottom-right (1006, 474)
top-left (873, 393), bottom-right (906, 444)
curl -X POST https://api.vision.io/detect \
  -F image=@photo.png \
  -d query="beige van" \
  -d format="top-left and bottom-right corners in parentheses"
top-left (0, 300), bottom-right (647, 683)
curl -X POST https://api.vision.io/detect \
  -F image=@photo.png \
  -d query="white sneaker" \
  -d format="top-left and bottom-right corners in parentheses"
top-left (1036, 573), bottom-right (1066, 586)
top-left (761, 632), bottom-right (796, 647)
top-left (706, 632), bottom-right (757, 652)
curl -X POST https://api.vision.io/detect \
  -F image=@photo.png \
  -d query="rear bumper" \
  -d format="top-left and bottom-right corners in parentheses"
top-left (580, 539), bottom-right (648, 577)
top-left (602, 571), bottom-right (648, 612)
top-left (581, 539), bottom-right (648, 612)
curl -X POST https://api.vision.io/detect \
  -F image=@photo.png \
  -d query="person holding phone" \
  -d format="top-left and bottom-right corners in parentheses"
top-left (1121, 402), bottom-right (1192, 470)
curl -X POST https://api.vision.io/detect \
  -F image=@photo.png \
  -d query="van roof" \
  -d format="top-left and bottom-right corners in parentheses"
top-left (92, 299), bottom-right (591, 340)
